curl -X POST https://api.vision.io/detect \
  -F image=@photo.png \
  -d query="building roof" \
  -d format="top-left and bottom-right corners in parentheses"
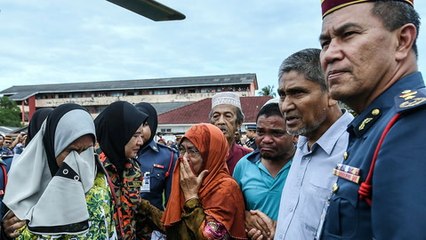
top-left (151, 101), bottom-right (193, 115)
top-left (158, 96), bottom-right (273, 124)
top-left (0, 73), bottom-right (257, 101)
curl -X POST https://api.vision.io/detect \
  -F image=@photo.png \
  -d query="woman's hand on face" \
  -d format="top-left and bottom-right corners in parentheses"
top-left (179, 157), bottom-right (208, 201)
top-left (2, 211), bottom-right (26, 239)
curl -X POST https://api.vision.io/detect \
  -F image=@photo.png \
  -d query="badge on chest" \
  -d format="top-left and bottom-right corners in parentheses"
top-left (141, 171), bottom-right (151, 192)
top-left (333, 163), bottom-right (361, 184)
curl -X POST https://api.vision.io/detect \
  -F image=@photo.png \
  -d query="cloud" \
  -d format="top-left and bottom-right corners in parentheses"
top-left (0, 0), bottom-right (425, 92)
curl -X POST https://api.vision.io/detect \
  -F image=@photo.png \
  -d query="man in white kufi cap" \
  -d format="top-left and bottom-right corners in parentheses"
top-left (209, 92), bottom-right (252, 174)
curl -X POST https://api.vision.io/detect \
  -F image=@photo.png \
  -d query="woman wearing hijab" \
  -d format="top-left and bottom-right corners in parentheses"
top-left (94, 101), bottom-right (149, 240)
top-left (9, 108), bottom-right (54, 160)
top-left (2, 103), bottom-right (117, 239)
top-left (26, 108), bottom-right (54, 145)
top-left (1, 108), bottom-right (54, 236)
top-left (141, 123), bottom-right (247, 239)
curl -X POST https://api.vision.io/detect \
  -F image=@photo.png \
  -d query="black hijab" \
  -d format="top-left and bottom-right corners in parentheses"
top-left (94, 101), bottom-right (148, 173)
top-left (26, 108), bottom-right (54, 145)
top-left (135, 102), bottom-right (158, 144)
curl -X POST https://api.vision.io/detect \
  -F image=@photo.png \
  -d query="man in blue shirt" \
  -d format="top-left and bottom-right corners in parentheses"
top-left (319, 1), bottom-right (426, 239)
top-left (0, 136), bottom-right (14, 159)
top-left (274, 48), bottom-right (353, 240)
top-left (233, 101), bottom-right (296, 238)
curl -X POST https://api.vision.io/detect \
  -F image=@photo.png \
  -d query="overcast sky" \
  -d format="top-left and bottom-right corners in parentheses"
top-left (1, 0), bottom-right (425, 93)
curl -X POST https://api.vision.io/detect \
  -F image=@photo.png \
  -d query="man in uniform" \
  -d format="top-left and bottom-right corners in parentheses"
top-left (319, 1), bottom-right (426, 239)
top-left (209, 92), bottom-right (252, 174)
top-left (244, 124), bottom-right (257, 150)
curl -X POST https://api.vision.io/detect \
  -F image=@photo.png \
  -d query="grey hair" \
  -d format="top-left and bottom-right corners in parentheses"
top-left (278, 48), bottom-right (326, 91)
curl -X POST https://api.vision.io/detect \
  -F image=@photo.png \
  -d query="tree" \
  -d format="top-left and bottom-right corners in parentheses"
top-left (0, 96), bottom-right (22, 127)
top-left (258, 85), bottom-right (276, 97)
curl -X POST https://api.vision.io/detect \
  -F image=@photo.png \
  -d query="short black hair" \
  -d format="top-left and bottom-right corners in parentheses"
top-left (372, 1), bottom-right (421, 57)
top-left (256, 103), bottom-right (283, 122)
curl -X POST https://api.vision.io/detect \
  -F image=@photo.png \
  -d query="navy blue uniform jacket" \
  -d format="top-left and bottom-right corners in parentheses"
top-left (137, 140), bottom-right (178, 210)
top-left (322, 72), bottom-right (426, 239)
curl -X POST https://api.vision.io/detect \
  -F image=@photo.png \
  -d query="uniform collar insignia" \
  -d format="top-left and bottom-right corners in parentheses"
top-left (354, 108), bottom-right (382, 135)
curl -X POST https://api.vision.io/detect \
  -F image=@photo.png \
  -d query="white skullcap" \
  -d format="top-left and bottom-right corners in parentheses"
top-left (262, 98), bottom-right (280, 108)
top-left (211, 92), bottom-right (242, 110)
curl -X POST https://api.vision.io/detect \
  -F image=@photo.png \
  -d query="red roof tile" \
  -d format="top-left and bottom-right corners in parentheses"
top-left (158, 96), bottom-right (273, 124)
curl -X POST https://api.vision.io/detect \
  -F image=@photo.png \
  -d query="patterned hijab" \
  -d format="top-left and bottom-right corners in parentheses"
top-left (162, 123), bottom-right (246, 239)
top-left (94, 101), bottom-right (148, 173)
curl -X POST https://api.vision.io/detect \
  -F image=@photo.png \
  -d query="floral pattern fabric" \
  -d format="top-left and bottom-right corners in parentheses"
top-left (18, 172), bottom-right (117, 240)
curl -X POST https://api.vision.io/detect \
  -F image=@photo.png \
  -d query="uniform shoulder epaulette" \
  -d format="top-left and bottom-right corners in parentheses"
top-left (395, 88), bottom-right (426, 113)
top-left (157, 143), bottom-right (178, 153)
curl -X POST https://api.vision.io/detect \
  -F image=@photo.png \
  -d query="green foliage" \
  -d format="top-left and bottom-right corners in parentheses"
top-left (0, 96), bottom-right (23, 127)
top-left (258, 85), bottom-right (277, 97)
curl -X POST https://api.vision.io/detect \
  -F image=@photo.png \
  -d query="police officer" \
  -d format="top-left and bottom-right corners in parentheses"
top-left (135, 102), bottom-right (178, 238)
top-left (244, 124), bottom-right (257, 150)
top-left (319, 0), bottom-right (426, 239)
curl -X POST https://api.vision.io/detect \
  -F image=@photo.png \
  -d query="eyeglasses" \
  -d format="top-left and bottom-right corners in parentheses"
top-left (178, 146), bottom-right (200, 158)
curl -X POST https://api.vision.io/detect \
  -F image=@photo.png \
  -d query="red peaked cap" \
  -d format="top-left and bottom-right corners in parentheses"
top-left (321, 0), bottom-right (414, 18)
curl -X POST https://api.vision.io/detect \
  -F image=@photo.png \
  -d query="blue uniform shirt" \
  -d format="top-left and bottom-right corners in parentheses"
top-left (321, 72), bottom-right (426, 239)
top-left (137, 140), bottom-right (178, 210)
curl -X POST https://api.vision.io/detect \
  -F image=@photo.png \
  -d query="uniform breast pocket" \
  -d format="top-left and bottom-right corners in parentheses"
top-left (323, 182), bottom-right (360, 238)
top-left (150, 167), bottom-right (167, 192)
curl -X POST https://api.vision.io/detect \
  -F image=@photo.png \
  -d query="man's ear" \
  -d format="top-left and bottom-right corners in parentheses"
top-left (328, 94), bottom-right (338, 107)
top-left (395, 23), bottom-right (417, 61)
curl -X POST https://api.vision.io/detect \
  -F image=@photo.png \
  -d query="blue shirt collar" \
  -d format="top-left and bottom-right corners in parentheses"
top-left (297, 109), bottom-right (353, 155)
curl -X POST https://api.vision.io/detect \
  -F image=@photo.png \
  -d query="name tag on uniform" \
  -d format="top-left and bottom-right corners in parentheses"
top-left (333, 164), bottom-right (361, 184)
top-left (141, 172), bottom-right (150, 192)
top-left (153, 164), bottom-right (165, 169)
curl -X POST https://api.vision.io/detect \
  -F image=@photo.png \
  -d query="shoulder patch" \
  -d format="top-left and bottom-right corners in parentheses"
top-left (396, 88), bottom-right (426, 113)
top-left (157, 143), bottom-right (178, 153)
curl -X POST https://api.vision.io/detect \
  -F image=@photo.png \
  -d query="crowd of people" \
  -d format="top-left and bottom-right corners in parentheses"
top-left (0, 0), bottom-right (425, 239)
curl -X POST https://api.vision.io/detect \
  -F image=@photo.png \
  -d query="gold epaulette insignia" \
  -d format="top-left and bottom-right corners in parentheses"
top-left (397, 89), bottom-right (426, 110)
